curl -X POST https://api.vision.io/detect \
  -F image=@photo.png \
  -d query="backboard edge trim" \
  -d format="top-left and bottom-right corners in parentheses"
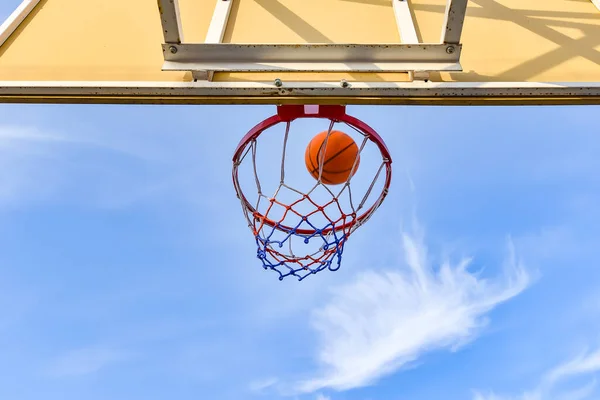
top-left (0, 0), bottom-right (43, 48)
top-left (0, 81), bottom-right (599, 105)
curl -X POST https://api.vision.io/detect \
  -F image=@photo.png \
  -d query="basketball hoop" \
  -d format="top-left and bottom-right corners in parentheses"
top-left (232, 105), bottom-right (392, 281)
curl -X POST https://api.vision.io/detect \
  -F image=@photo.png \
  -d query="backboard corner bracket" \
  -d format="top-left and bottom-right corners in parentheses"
top-left (192, 70), bottom-right (215, 82)
top-left (409, 71), bottom-right (431, 82)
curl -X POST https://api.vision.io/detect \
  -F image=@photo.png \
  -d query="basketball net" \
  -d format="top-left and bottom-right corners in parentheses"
top-left (232, 105), bottom-right (392, 281)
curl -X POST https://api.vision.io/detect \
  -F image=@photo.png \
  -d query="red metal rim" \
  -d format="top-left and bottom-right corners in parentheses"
top-left (232, 105), bottom-right (392, 235)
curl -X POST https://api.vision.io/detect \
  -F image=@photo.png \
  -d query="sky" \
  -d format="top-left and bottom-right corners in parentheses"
top-left (2, 3), bottom-right (600, 400)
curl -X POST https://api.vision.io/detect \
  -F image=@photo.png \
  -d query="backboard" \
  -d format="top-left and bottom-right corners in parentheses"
top-left (0, 0), bottom-right (599, 105)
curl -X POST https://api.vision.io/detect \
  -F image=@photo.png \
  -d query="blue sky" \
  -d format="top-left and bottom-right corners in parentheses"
top-left (3, 3), bottom-right (600, 400)
top-left (2, 101), bottom-right (600, 400)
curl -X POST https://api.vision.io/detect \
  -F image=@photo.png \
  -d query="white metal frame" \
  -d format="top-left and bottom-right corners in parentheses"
top-left (197, 0), bottom-right (234, 81)
top-left (0, 0), bottom-right (42, 47)
top-left (591, 0), bottom-right (600, 12)
top-left (393, 0), bottom-right (419, 44)
top-left (441, 0), bottom-right (469, 44)
top-left (205, 0), bottom-right (233, 44)
top-left (157, 0), bottom-right (183, 44)
top-left (163, 43), bottom-right (462, 73)
top-left (159, 0), bottom-right (467, 80)
top-left (0, 81), bottom-right (598, 105)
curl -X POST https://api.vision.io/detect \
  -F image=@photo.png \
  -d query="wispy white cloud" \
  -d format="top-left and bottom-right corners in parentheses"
top-left (316, 393), bottom-right (331, 400)
top-left (0, 124), bottom-right (183, 208)
top-left (0, 125), bottom-right (67, 143)
top-left (296, 226), bottom-right (530, 393)
top-left (544, 348), bottom-right (600, 386)
top-left (0, 124), bottom-right (165, 160)
top-left (46, 346), bottom-right (129, 378)
top-left (474, 347), bottom-right (600, 400)
top-left (0, 126), bottom-right (66, 204)
top-left (249, 377), bottom-right (279, 392)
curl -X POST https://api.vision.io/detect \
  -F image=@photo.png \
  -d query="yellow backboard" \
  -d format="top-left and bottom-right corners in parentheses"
top-left (0, 0), bottom-right (599, 105)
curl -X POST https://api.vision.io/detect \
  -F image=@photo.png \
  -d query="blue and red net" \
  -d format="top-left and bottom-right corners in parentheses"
top-left (232, 105), bottom-right (392, 281)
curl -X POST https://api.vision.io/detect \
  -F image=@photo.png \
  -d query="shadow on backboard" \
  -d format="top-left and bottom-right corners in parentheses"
top-left (251, 0), bottom-right (333, 43)
top-left (410, 0), bottom-right (600, 82)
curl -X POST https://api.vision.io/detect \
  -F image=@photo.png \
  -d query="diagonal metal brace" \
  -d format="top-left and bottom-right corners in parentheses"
top-left (157, 0), bottom-right (183, 44)
top-left (441, 0), bottom-right (469, 44)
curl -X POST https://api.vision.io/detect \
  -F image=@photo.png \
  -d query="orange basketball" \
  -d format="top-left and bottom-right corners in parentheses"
top-left (305, 130), bottom-right (360, 185)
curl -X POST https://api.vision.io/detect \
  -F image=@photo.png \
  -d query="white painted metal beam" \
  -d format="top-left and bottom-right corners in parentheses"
top-left (393, 0), bottom-right (419, 44)
top-left (441, 0), bottom-right (469, 44)
top-left (206, 0), bottom-right (233, 44)
top-left (591, 0), bottom-right (600, 12)
top-left (198, 0), bottom-right (234, 81)
top-left (0, 0), bottom-right (43, 47)
top-left (157, 0), bottom-right (183, 44)
top-left (169, 60), bottom-right (460, 73)
top-left (163, 43), bottom-right (462, 73)
top-left (1, 81), bottom-right (598, 106)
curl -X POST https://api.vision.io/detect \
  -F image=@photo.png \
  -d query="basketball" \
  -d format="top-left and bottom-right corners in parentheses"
top-left (305, 130), bottom-right (361, 185)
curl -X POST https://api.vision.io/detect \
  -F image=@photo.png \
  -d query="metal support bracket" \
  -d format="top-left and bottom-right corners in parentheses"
top-left (441, 0), bottom-right (469, 44)
top-left (158, 0), bottom-right (467, 80)
top-left (157, 0), bottom-right (183, 44)
top-left (409, 71), bottom-right (431, 82)
top-left (393, 0), bottom-right (419, 44)
top-left (163, 43), bottom-right (462, 73)
top-left (195, 0), bottom-right (233, 81)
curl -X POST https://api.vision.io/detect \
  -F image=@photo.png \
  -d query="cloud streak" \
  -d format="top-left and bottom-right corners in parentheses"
top-left (474, 346), bottom-right (600, 400)
top-left (46, 346), bottom-right (129, 378)
top-left (0, 124), bottom-right (186, 208)
top-left (297, 229), bottom-right (530, 393)
top-left (249, 377), bottom-right (279, 393)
